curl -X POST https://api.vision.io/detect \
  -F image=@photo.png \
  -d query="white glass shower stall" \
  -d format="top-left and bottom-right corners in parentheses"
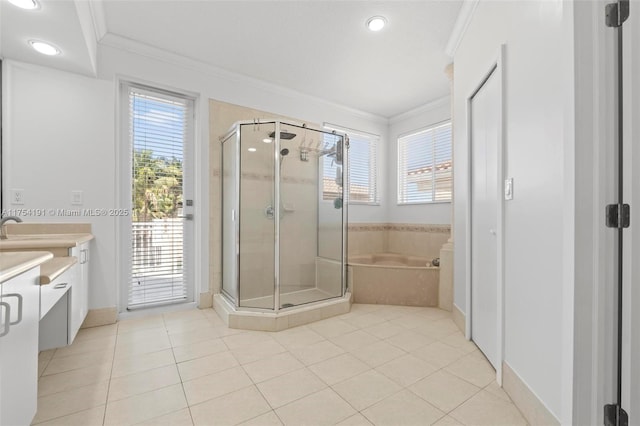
top-left (220, 120), bottom-right (348, 312)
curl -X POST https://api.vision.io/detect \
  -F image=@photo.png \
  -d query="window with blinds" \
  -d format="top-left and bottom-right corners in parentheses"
top-left (126, 84), bottom-right (194, 309)
top-left (398, 121), bottom-right (452, 204)
top-left (322, 130), bottom-right (378, 204)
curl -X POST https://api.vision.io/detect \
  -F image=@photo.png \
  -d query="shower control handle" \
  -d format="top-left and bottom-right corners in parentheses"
top-left (265, 206), bottom-right (275, 220)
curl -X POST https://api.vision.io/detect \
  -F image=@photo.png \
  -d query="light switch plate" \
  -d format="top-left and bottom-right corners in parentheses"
top-left (71, 190), bottom-right (83, 205)
top-left (505, 178), bottom-right (514, 200)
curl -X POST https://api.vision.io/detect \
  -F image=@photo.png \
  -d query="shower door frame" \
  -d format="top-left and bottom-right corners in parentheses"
top-left (220, 125), bottom-right (241, 308)
top-left (220, 119), bottom-right (348, 312)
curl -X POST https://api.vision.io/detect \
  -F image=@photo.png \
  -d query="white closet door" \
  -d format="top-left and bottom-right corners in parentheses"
top-left (470, 68), bottom-right (500, 369)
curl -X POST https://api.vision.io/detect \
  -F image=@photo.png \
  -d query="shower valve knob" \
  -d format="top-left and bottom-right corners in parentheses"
top-left (265, 206), bottom-right (275, 219)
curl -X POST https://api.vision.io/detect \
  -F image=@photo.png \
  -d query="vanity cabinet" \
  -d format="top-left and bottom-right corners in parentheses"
top-left (0, 266), bottom-right (41, 426)
top-left (39, 266), bottom-right (75, 350)
top-left (39, 241), bottom-right (90, 349)
top-left (69, 242), bottom-right (89, 342)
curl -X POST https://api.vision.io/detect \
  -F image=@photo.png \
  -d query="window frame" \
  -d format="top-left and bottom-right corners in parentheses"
top-left (397, 120), bottom-right (453, 205)
top-left (322, 126), bottom-right (380, 206)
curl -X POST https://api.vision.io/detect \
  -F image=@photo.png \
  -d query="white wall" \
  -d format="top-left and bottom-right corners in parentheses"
top-left (452, 1), bottom-right (574, 422)
top-left (98, 39), bottom-right (390, 228)
top-left (2, 61), bottom-right (116, 310)
top-left (387, 97), bottom-right (452, 225)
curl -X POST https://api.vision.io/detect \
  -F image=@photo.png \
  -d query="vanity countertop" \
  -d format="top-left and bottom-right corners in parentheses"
top-left (39, 256), bottom-right (78, 285)
top-left (0, 251), bottom-right (54, 284)
top-left (0, 223), bottom-right (94, 251)
top-left (0, 233), bottom-right (94, 250)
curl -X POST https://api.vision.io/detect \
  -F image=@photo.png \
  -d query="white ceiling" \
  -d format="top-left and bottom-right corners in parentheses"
top-left (0, 0), bottom-right (97, 76)
top-left (1, 0), bottom-right (463, 118)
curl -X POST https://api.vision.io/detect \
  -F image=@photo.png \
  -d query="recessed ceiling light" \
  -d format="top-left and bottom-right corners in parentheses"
top-left (262, 138), bottom-right (272, 144)
top-left (29, 40), bottom-right (61, 56)
top-left (248, 148), bottom-right (257, 152)
top-left (8, 0), bottom-right (38, 9)
top-left (366, 16), bottom-right (387, 32)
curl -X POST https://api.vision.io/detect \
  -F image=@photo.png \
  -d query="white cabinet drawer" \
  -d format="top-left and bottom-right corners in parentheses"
top-left (40, 267), bottom-right (72, 320)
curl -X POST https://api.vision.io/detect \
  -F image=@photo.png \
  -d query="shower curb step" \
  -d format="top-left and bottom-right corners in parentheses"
top-left (213, 293), bottom-right (352, 331)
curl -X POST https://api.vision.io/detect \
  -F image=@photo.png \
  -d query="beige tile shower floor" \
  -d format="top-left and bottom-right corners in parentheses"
top-left (240, 288), bottom-right (337, 309)
top-left (33, 304), bottom-right (528, 426)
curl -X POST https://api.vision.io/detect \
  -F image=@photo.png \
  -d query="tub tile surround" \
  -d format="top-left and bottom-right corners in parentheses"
top-left (347, 224), bottom-right (450, 310)
top-left (32, 304), bottom-right (527, 426)
top-left (349, 258), bottom-right (439, 307)
top-left (348, 223), bottom-right (451, 260)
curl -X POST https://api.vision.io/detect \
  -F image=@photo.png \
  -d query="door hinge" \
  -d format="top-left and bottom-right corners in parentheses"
top-left (606, 204), bottom-right (630, 229)
top-left (604, 404), bottom-right (628, 426)
top-left (605, 0), bottom-right (630, 27)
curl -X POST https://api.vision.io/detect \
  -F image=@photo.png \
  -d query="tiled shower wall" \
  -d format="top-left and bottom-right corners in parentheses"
top-left (211, 100), bottom-right (307, 298)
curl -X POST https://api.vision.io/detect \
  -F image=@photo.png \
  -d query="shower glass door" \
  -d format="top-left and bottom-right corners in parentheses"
top-left (278, 125), bottom-right (344, 308)
top-left (238, 122), bottom-right (276, 309)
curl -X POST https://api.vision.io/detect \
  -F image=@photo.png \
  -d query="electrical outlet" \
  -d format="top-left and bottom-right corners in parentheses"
top-left (71, 190), bottom-right (83, 206)
top-left (11, 189), bottom-right (25, 205)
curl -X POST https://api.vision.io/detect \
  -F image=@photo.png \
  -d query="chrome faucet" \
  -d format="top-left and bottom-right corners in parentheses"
top-left (0, 216), bottom-right (23, 240)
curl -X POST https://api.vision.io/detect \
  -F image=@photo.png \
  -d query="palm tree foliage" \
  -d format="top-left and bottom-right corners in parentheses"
top-left (132, 149), bottom-right (183, 222)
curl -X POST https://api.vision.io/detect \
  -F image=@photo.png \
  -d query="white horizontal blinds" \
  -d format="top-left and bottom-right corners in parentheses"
top-left (128, 85), bottom-right (192, 309)
top-left (398, 121), bottom-right (452, 204)
top-left (348, 134), bottom-right (378, 204)
top-left (321, 129), bottom-right (378, 204)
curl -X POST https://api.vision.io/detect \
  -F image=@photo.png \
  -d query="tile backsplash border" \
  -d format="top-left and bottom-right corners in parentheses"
top-left (348, 223), bottom-right (451, 234)
top-left (347, 222), bottom-right (451, 260)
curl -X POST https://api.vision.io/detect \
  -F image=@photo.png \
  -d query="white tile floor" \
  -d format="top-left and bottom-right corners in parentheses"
top-left (33, 304), bottom-right (528, 426)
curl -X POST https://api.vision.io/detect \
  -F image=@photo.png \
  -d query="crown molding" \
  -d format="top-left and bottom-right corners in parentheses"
top-left (388, 96), bottom-right (450, 125)
top-left (99, 33), bottom-right (389, 125)
top-left (88, 0), bottom-right (108, 42)
top-left (73, 0), bottom-right (99, 76)
top-left (445, 0), bottom-right (480, 57)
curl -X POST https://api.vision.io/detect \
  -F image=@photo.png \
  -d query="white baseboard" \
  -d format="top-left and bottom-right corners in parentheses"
top-left (452, 303), bottom-right (465, 334)
top-left (198, 292), bottom-right (213, 308)
top-left (81, 307), bottom-right (117, 328)
top-left (502, 361), bottom-right (560, 426)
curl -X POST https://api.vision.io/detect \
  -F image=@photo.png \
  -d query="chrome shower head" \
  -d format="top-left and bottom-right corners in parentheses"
top-left (269, 131), bottom-right (297, 140)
